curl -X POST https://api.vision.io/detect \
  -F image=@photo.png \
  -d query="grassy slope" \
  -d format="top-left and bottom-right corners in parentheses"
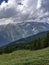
top-left (0, 47), bottom-right (49, 65)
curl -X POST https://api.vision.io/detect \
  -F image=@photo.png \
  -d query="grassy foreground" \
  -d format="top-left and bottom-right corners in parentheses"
top-left (0, 48), bottom-right (49, 65)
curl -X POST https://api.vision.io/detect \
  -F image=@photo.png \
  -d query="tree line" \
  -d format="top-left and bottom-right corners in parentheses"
top-left (0, 32), bottom-right (49, 54)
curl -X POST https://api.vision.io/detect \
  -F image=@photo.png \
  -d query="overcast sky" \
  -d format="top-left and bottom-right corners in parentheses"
top-left (0, 0), bottom-right (49, 25)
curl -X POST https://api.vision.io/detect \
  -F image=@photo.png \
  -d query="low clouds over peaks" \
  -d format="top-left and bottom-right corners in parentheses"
top-left (0, 0), bottom-right (49, 25)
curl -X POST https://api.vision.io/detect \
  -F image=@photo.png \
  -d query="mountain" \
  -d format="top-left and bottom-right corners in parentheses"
top-left (0, 30), bottom-right (49, 53)
top-left (0, 22), bottom-right (49, 46)
top-left (7, 31), bottom-right (48, 46)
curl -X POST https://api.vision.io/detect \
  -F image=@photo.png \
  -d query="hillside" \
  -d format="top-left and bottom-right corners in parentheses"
top-left (0, 22), bottom-right (49, 47)
top-left (0, 31), bottom-right (49, 54)
top-left (0, 47), bottom-right (49, 65)
top-left (0, 32), bottom-right (49, 65)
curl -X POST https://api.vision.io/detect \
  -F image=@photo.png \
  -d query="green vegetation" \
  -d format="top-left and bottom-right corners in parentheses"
top-left (0, 32), bottom-right (49, 65)
top-left (0, 32), bottom-right (49, 54)
top-left (0, 47), bottom-right (49, 65)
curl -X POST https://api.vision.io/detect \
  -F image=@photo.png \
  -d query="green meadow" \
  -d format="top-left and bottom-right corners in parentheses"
top-left (0, 47), bottom-right (49, 65)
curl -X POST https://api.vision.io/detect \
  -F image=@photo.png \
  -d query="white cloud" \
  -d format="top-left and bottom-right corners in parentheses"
top-left (0, 0), bottom-right (18, 19)
top-left (37, 0), bottom-right (42, 9)
top-left (0, 0), bottom-right (37, 24)
top-left (0, 0), bottom-right (49, 25)
top-left (0, 18), bottom-right (13, 25)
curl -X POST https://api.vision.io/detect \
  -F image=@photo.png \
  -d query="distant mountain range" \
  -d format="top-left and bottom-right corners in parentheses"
top-left (7, 31), bottom-right (48, 46)
top-left (1, 30), bottom-right (49, 51)
top-left (0, 22), bottom-right (49, 46)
